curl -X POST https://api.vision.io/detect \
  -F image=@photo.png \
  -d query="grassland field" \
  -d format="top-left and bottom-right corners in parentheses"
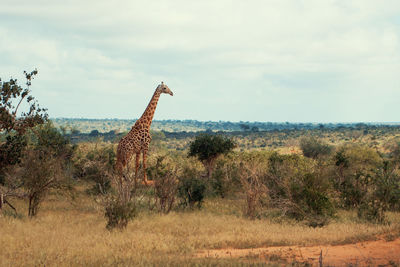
top-left (1, 183), bottom-right (400, 266)
top-left (1, 120), bottom-right (400, 266)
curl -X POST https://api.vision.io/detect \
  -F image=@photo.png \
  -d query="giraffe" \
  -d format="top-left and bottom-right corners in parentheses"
top-left (115, 82), bottom-right (173, 185)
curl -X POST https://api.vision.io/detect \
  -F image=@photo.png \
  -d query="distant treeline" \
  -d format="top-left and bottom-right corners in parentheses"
top-left (54, 119), bottom-right (400, 148)
top-left (52, 118), bottom-right (400, 135)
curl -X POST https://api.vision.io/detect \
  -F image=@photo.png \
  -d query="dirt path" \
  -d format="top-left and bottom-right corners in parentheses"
top-left (196, 238), bottom-right (400, 266)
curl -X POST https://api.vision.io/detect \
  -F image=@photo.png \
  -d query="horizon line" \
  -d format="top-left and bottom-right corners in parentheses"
top-left (50, 117), bottom-right (400, 125)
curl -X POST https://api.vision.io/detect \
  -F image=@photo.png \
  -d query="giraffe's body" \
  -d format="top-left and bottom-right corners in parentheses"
top-left (115, 82), bottom-right (173, 185)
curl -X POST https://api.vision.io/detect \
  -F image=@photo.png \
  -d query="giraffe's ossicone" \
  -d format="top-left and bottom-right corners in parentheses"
top-left (115, 82), bottom-right (173, 185)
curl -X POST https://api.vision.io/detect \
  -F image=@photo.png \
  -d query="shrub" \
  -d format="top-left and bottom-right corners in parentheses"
top-left (178, 172), bottom-right (206, 209)
top-left (388, 140), bottom-right (400, 163)
top-left (333, 145), bottom-right (399, 223)
top-left (4, 122), bottom-right (74, 217)
top-left (372, 161), bottom-right (400, 211)
top-left (299, 136), bottom-right (333, 159)
top-left (103, 170), bottom-right (137, 230)
top-left (265, 152), bottom-right (335, 226)
top-left (210, 154), bottom-right (241, 198)
top-left (188, 134), bottom-right (235, 178)
top-left (289, 172), bottom-right (335, 227)
top-left (105, 196), bottom-right (136, 230)
top-left (0, 134), bottom-right (27, 169)
top-left (333, 145), bottom-right (383, 209)
top-left (73, 143), bottom-right (115, 195)
top-left (0, 69), bottom-right (48, 135)
top-left (147, 156), bottom-right (178, 213)
top-left (239, 160), bottom-right (268, 219)
top-left (0, 69), bottom-right (48, 184)
top-left (356, 161), bottom-right (400, 223)
top-left (7, 149), bottom-right (67, 217)
top-left (357, 199), bottom-right (387, 224)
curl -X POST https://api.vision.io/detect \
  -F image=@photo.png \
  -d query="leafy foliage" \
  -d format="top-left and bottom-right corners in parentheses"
top-left (16, 151), bottom-right (64, 217)
top-left (104, 196), bottom-right (136, 230)
top-left (147, 156), bottom-right (178, 213)
top-left (188, 134), bottom-right (235, 178)
top-left (239, 159), bottom-right (269, 219)
top-left (0, 70), bottom-right (48, 184)
top-left (178, 170), bottom-right (206, 209)
top-left (0, 69), bottom-right (48, 134)
top-left (333, 145), bottom-right (382, 209)
top-left (299, 136), bottom-right (333, 159)
top-left (4, 122), bottom-right (74, 217)
top-left (265, 152), bottom-right (335, 226)
top-left (73, 143), bottom-right (115, 195)
top-left (210, 154), bottom-right (241, 198)
top-left (331, 144), bottom-right (400, 223)
top-left (0, 134), bottom-right (27, 171)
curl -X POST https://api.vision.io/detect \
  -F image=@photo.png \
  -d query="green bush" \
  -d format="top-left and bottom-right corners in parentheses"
top-left (265, 152), bottom-right (335, 226)
top-left (333, 145), bottom-right (382, 209)
top-left (299, 136), bottom-right (333, 159)
top-left (73, 144), bottom-right (115, 195)
top-left (147, 156), bottom-right (178, 213)
top-left (372, 161), bottom-right (400, 211)
top-left (239, 159), bottom-right (269, 219)
top-left (5, 123), bottom-right (74, 217)
top-left (0, 134), bottom-right (27, 169)
top-left (210, 155), bottom-right (241, 198)
top-left (0, 134), bottom-right (27, 188)
top-left (356, 161), bottom-right (400, 223)
top-left (333, 145), bottom-right (399, 223)
top-left (178, 175), bottom-right (206, 209)
top-left (357, 199), bottom-right (387, 224)
top-left (188, 134), bottom-right (235, 178)
top-left (388, 140), bottom-right (400, 163)
top-left (32, 123), bottom-right (74, 159)
top-left (289, 172), bottom-right (335, 227)
top-left (105, 197), bottom-right (136, 230)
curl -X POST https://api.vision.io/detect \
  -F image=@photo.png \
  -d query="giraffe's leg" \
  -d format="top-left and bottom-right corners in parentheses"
top-left (135, 152), bottom-right (140, 187)
top-left (142, 149), bottom-right (149, 185)
top-left (135, 152), bottom-right (140, 177)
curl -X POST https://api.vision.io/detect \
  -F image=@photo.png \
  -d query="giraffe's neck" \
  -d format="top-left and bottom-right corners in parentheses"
top-left (137, 90), bottom-right (161, 128)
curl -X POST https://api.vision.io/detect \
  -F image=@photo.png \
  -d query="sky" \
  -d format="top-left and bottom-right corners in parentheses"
top-left (1, 0), bottom-right (399, 123)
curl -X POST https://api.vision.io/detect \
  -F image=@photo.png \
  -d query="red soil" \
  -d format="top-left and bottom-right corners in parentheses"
top-left (196, 238), bottom-right (400, 266)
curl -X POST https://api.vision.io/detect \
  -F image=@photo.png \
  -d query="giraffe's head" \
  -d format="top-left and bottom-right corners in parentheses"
top-left (157, 82), bottom-right (173, 96)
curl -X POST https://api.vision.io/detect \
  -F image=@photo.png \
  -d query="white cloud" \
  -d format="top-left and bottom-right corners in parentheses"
top-left (0, 0), bottom-right (399, 121)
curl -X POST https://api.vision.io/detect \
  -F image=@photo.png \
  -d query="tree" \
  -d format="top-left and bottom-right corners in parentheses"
top-left (0, 69), bottom-right (48, 170)
top-left (147, 156), bottom-right (178, 213)
top-left (0, 69), bottom-right (48, 134)
top-left (333, 144), bottom-right (383, 209)
top-left (265, 152), bottom-right (335, 227)
top-left (89, 129), bottom-right (100, 137)
top-left (188, 134), bottom-right (235, 178)
top-left (240, 124), bottom-right (250, 131)
top-left (4, 122), bottom-right (74, 217)
top-left (299, 136), bottom-right (333, 159)
top-left (0, 70), bottom-right (48, 213)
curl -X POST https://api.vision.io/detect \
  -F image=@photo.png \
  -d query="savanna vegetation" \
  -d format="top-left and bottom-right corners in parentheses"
top-left (1, 71), bottom-right (400, 266)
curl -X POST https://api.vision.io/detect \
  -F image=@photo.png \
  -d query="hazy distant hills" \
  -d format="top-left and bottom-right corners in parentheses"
top-left (51, 118), bottom-right (400, 134)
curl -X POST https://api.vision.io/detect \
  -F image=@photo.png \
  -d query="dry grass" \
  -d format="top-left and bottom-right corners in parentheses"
top-left (1, 187), bottom-right (399, 266)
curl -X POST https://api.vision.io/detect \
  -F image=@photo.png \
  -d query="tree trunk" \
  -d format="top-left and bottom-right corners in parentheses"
top-left (204, 157), bottom-right (216, 179)
top-left (0, 193), bottom-right (3, 212)
top-left (28, 193), bottom-right (38, 217)
top-left (28, 195), bottom-right (33, 217)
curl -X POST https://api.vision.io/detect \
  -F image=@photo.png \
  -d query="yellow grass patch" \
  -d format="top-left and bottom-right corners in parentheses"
top-left (1, 192), bottom-right (399, 266)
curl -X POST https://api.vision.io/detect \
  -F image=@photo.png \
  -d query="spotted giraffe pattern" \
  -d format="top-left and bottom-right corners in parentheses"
top-left (115, 82), bottom-right (173, 185)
